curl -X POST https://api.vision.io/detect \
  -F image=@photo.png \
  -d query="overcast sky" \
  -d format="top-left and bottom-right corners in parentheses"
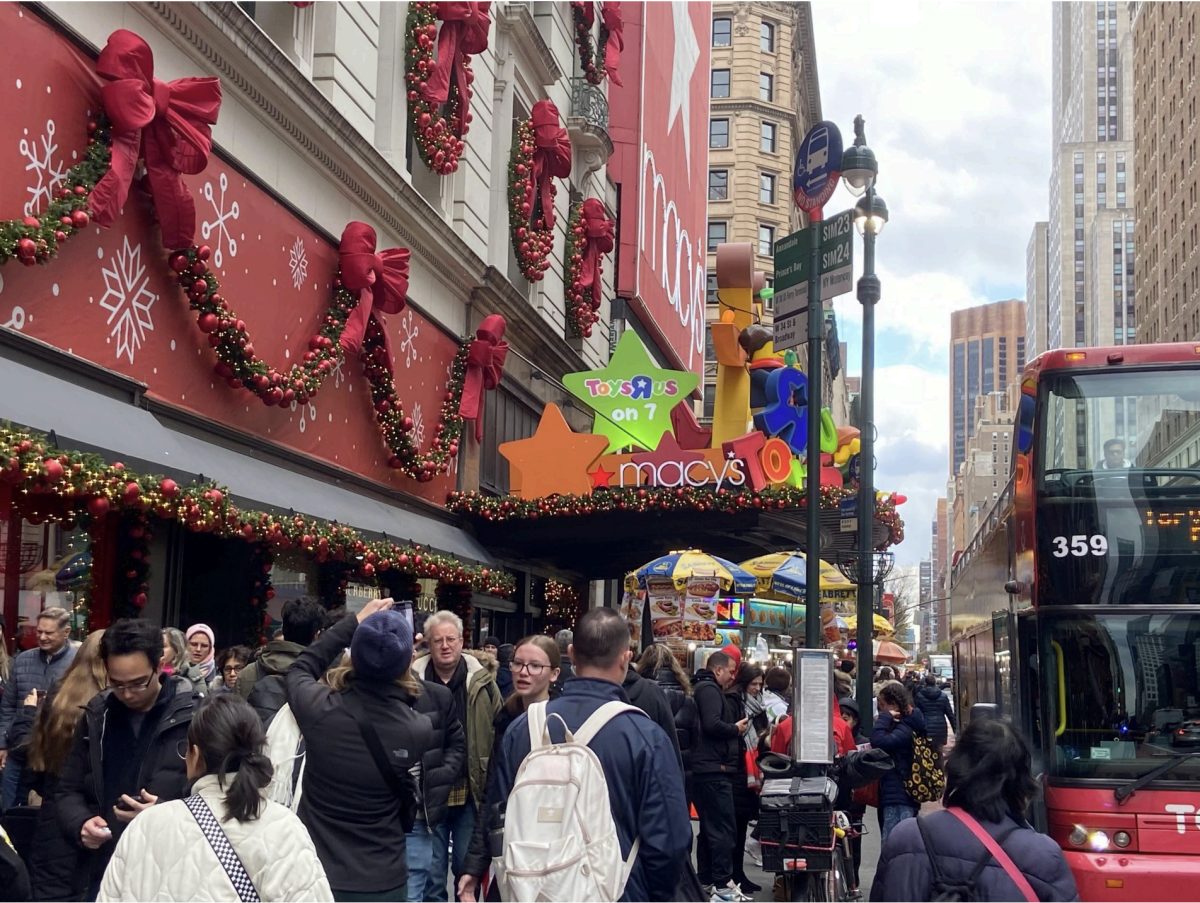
top-left (811, 1), bottom-right (1053, 565)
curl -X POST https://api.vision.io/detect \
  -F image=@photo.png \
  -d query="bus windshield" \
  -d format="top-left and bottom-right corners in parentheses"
top-left (1043, 613), bottom-right (1200, 784)
top-left (1036, 367), bottom-right (1200, 606)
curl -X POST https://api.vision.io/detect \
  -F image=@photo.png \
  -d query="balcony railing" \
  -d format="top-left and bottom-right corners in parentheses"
top-left (570, 77), bottom-right (609, 133)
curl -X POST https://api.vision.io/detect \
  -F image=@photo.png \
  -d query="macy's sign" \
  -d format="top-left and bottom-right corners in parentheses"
top-left (638, 145), bottom-right (706, 372)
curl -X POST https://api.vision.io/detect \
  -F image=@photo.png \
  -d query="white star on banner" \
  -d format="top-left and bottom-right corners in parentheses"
top-left (667, 0), bottom-right (700, 179)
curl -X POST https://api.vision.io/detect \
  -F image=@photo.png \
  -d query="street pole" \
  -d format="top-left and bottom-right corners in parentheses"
top-left (804, 211), bottom-right (824, 655)
top-left (855, 179), bottom-right (880, 723)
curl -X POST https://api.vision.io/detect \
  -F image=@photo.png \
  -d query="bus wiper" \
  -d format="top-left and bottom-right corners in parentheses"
top-left (1114, 752), bottom-right (1200, 803)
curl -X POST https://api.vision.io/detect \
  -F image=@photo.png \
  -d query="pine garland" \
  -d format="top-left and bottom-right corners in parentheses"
top-left (508, 119), bottom-right (555, 282)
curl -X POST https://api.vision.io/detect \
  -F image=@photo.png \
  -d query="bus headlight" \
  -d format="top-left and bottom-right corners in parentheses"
top-left (1089, 831), bottom-right (1110, 851)
top-left (1113, 831), bottom-right (1131, 848)
top-left (1069, 827), bottom-right (1087, 846)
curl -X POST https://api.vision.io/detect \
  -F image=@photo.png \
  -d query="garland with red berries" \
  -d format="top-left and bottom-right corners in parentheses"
top-left (508, 118), bottom-right (555, 282)
top-left (1, 424), bottom-right (516, 599)
top-left (0, 107), bottom-right (474, 483)
top-left (405, 1), bottom-right (472, 176)
top-left (0, 115), bottom-right (110, 266)
top-left (544, 579), bottom-right (584, 633)
top-left (563, 201), bottom-right (600, 338)
top-left (245, 541), bottom-right (274, 646)
top-left (449, 483), bottom-right (905, 550)
top-left (170, 243), bottom-right (471, 482)
top-left (570, 2), bottom-right (614, 85)
top-left (114, 512), bottom-right (152, 619)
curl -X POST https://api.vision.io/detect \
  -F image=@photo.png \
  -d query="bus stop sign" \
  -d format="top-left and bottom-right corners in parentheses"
top-left (793, 120), bottom-right (844, 213)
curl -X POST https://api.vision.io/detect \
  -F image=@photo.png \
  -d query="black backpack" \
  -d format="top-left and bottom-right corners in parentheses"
top-left (246, 673), bottom-right (288, 729)
top-left (917, 818), bottom-right (1022, 902)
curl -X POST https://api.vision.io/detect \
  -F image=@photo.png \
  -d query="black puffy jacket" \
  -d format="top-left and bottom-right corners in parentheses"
top-left (55, 675), bottom-right (202, 898)
top-left (691, 670), bottom-right (741, 774)
top-left (650, 668), bottom-right (696, 771)
top-left (913, 685), bottom-right (956, 745)
top-left (412, 680), bottom-right (465, 828)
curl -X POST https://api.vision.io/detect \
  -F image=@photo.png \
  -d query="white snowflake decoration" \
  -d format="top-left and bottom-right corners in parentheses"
top-left (290, 399), bottom-right (318, 433)
top-left (21, 119), bottom-right (68, 216)
top-left (99, 237), bottom-right (156, 364)
top-left (289, 237), bottom-right (308, 290)
top-left (331, 355), bottom-right (346, 388)
top-left (398, 310), bottom-right (419, 368)
top-left (411, 402), bottom-right (426, 448)
top-left (200, 172), bottom-right (240, 268)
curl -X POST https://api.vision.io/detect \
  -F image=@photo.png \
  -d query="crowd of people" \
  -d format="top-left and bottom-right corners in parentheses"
top-left (0, 604), bottom-right (1079, 903)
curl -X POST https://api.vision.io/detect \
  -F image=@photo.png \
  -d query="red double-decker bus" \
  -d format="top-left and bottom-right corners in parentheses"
top-left (951, 342), bottom-right (1200, 901)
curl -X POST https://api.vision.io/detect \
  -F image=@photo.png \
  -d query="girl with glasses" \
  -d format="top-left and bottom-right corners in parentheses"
top-left (460, 635), bottom-right (561, 901)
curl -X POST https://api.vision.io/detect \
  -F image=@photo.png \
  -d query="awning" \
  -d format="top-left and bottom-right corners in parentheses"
top-left (0, 351), bottom-right (492, 565)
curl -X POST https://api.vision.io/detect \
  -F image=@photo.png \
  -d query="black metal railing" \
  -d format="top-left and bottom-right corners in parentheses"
top-left (570, 77), bottom-right (609, 132)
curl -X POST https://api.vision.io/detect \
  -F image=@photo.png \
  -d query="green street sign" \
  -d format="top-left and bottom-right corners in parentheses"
top-left (773, 209), bottom-right (854, 352)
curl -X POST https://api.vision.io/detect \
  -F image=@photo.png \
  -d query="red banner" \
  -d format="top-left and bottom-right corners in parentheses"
top-left (0, 7), bottom-right (458, 504)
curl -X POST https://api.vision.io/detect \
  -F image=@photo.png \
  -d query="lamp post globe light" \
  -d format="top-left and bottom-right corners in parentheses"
top-left (851, 115), bottom-right (889, 724)
top-left (840, 116), bottom-right (878, 198)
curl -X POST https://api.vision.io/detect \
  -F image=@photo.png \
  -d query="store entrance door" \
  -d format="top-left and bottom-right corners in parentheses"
top-left (175, 531), bottom-right (257, 648)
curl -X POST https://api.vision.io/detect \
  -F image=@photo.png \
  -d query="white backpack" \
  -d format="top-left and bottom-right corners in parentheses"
top-left (497, 700), bottom-right (644, 902)
top-left (263, 703), bottom-right (306, 812)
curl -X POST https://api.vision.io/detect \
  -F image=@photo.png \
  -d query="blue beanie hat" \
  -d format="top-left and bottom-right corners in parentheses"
top-left (351, 610), bottom-right (414, 683)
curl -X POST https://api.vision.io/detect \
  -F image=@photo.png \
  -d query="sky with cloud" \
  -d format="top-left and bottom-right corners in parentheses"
top-left (811, 1), bottom-right (1052, 565)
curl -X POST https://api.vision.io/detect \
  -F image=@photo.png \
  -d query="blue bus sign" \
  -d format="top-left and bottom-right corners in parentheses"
top-left (793, 120), bottom-right (844, 213)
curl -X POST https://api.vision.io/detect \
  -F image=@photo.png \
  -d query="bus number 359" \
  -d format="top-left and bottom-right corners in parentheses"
top-left (1051, 534), bottom-right (1109, 557)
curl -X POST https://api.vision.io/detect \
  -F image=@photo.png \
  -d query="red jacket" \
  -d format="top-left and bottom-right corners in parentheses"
top-left (771, 697), bottom-right (856, 756)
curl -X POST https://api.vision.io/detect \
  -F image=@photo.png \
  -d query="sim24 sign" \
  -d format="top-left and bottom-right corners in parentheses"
top-left (793, 121), bottom-right (844, 212)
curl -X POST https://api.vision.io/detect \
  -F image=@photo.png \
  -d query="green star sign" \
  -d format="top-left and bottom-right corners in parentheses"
top-left (563, 331), bottom-right (701, 453)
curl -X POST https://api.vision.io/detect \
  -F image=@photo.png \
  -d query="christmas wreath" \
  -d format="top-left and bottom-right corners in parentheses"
top-left (508, 100), bottom-right (571, 282)
top-left (570, 1), bottom-right (624, 86)
top-left (405, 1), bottom-right (491, 176)
top-left (563, 198), bottom-right (614, 339)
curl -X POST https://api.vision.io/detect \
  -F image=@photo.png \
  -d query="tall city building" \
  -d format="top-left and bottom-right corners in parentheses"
top-left (919, 558), bottom-right (933, 650)
top-left (1026, 222), bottom-right (1050, 360)
top-left (1133, 2), bottom-right (1200, 346)
top-left (949, 300), bottom-right (1027, 476)
top-left (704, 4), bottom-right (843, 423)
top-left (1045, 1), bottom-right (1136, 355)
top-left (932, 497), bottom-right (948, 645)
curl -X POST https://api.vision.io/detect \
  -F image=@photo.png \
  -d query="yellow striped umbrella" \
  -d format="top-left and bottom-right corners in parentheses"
top-left (844, 614), bottom-right (896, 636)
top-left (738, 551), bottom-right (856, 604)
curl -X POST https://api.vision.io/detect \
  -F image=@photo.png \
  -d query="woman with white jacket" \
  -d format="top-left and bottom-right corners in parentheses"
top-left (98, 693), bottom-right (332, 902)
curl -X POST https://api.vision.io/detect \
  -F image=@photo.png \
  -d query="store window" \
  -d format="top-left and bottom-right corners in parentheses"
top-left (709, 170), bottom-right (729, 201)
top-left (761, 22), bottom-right (775, 53)
top-left (480, 388), bottom-right (540, 496)
top-left (710, 119), bottom-right (730, 148)
top-left (711, 69), bottom-right (731, 98)
top-left (0, 516), bottom-right (92, 646)
top-left (713, 18), bottom-right (732, 46)
top-left (708, 221), bottom-right (728, 252)
top-left (761, 121), bottom-right (777, 153)
top-left (760, 173), bottom-right (776, 205)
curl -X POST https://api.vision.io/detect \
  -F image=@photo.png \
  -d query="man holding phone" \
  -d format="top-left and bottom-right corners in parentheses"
top-left (56, 619), bottom-right (203, 899)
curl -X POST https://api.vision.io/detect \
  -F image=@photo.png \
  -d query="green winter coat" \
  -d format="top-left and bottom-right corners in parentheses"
top-left (412, 650), bottom-right (502, 806)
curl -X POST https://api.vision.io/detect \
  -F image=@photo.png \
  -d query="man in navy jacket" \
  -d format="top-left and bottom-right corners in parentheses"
top-left (462, 608), bottom-right (689, 903)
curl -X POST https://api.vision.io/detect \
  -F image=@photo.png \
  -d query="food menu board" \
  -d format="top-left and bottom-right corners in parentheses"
top-left (621, 590), bottom-right (647, 646)
top-left (746, 600), bottom-right (804, 632)
top-left (713, 627), bottom-right (742, 649)
top-left (648, 578), bottom-right (682, 639)
top-left (683, 575), bottom-right (720, 642)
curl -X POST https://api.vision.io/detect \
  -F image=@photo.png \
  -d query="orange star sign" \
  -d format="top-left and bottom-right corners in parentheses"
top-left (499, 404), bottom-right (610, 499)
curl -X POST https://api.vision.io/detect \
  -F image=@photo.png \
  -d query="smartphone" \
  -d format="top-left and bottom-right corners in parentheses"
top-left (115, 792), bottom-right (146, 810)
top-left (392, 600), bottom-right (414, 634)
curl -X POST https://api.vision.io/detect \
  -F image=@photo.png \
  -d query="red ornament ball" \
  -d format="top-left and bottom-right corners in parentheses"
top-left (70, 210), bottom-right (89, 229)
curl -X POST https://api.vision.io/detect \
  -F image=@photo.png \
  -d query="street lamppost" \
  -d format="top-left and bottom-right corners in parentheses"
top-left (841, 116), bottom-right (890, 721)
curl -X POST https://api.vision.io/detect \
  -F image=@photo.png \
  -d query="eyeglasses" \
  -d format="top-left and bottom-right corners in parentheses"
top-left (110, 675), bottom-right (155, 694)
top-left (430, 636), bottom-right (462, 648)
top-left (35, 629), bottom-right (63, 638)
top-left (512, 660), bottom-right (550, 675)
top-left (222, 665), bottom-right (244, 676)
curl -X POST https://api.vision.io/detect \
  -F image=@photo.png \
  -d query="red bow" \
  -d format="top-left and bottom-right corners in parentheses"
top-left (579, 199), bottom-right (615, 310)
top-left (527, 101), bottom-right (572, 232)
top-left (458, 315), bottom-right (509, 443)
top-left (337, 223), bottom-right (410, 369)
top-left (420, 3), bottom-right (492, 128)
top-left (602, 2), bottom-right (624, 87)
top-left (88, 30), bottom-right (221, 250)
top-left (574, 0), bottom-right (596, 28)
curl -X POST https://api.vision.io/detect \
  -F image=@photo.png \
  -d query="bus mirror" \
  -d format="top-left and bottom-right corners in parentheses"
top-left (1016, 394), bottom-right (1036, 454)
top-left (970, 703), bottom-right (1001, 724)
top-left (1004, 580), bottom-right (1021, 596)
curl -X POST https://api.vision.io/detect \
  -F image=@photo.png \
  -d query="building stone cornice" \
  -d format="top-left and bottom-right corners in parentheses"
top-left (497, 4), bottom-right (563, 86)
top-left (796, 2), bottom-right (823, 124)
top-left (711, 98), bottom-right (801, 131)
